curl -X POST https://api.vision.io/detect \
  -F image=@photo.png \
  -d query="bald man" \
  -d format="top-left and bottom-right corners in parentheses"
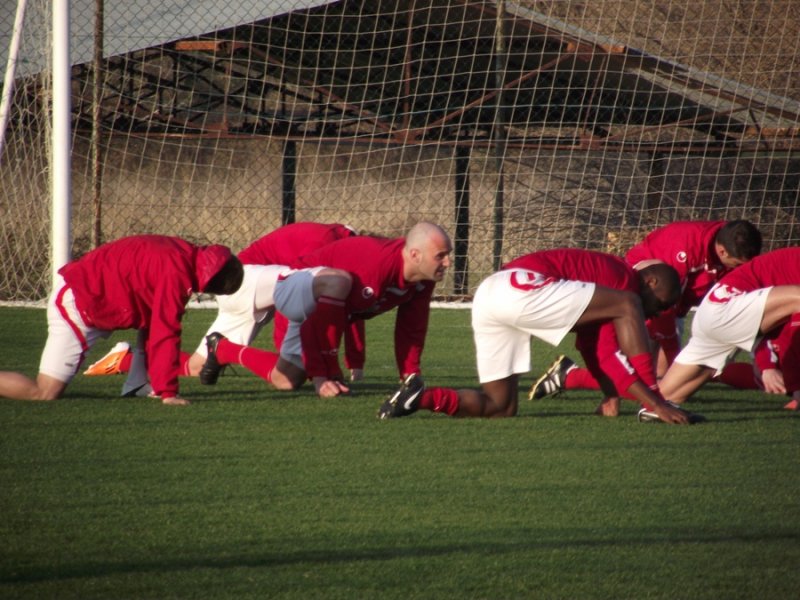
top-left (201, 222), bottom-right (453, 397)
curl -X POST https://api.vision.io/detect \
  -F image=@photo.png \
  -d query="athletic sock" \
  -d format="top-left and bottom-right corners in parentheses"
top-left (419, 387), bottom-right (460, 415)
top-left (119, 352), bottom-right (133, 373)
top-left (215, 337), bottom-right (278, 382)
top-left (237, 347), bottom-right (279, 382)
top-left (564, 367), bottom-right (601, 390)
top-left (214, 337), bottom-right (242, 366)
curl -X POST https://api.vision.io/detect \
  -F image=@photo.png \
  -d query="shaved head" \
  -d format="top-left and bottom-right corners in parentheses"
top-left (405, 221), bottom-right (450, 250)
top-left (402, 222), bottom-right (453, 283)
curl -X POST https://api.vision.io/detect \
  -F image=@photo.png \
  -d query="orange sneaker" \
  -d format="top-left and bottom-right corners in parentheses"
top-left (84, 341), bottom-right (131, 376)
top-left (783, 399), bottom-right (799, 411)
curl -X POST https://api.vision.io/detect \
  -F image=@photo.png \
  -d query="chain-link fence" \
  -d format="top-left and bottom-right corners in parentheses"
top-left (2, 0), bottom-right (798, 301)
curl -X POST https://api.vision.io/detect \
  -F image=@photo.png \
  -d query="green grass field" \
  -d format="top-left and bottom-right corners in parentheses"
top-left (1, 306), bottom-right (798, 599)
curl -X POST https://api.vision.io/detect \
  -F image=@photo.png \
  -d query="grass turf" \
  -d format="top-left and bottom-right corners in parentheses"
top-left (0, 306), bottom-right (798, 599)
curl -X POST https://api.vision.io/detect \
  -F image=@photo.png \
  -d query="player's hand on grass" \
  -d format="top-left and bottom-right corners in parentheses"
top-left (160, 395), bottom-right (190, 406)
top-left (313, 377), bottom-right (350, 397)
top-left (594, 396), bottom-right (620, 417)
top-left (148, 391), bottom-right (190, 406)
top-left (654, 400), bottom-right (691, 424)
top-left (761, 368), bottom-right (786, 395)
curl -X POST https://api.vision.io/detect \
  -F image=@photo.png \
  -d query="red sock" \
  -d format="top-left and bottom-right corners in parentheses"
top-left (215, 337), bottom-right (243, 366)
top-left (120, 352), bottom-right (133, 373)
top-left (419, 387), bottom-right (460, 415)
top-left (565, 367), bottom-right (601, 390)
top-left (716, 362), bottom-right (759, 389)
top-left (237, 347), bottom-right (279, 382)
top-left (215, 337), bottom-right (279, 382)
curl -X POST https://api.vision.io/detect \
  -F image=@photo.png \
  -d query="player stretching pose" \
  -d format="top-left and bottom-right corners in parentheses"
top-left (84, 222), bottom-right (364, 395)
top-left (529, 220), bottom-right (761, 412)
top-left (378, 248), bottom-right (697, 424)
top-left (659, 246), bottom-right (800, 407)
top-left (0, 235), bottom-right (243, 405)
top-left (714, 318), bottom-right (800, 410)
top-left (200, 221), bottom-right (453, 397)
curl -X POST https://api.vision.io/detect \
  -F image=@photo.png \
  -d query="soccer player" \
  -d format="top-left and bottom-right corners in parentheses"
top-left (714, 319), bottom-right (800, 410)
top-left (658, 246), bottom-right (800, 406)
top-left (626, 219), bottom-right (761, 373)
top-left (85, 222), bottom-right (365, 392)
top-left (202, 221), bottom-right (453, 398)
top-left (378, 248), bottom-right (695, 424)
top-left (529, 219), bottom-right (762, 403)
top-left (0, 235), bottom-right (243, 405)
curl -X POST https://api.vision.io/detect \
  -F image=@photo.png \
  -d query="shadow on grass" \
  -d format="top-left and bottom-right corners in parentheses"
top-left (3, 528), bottom-right (799, 585)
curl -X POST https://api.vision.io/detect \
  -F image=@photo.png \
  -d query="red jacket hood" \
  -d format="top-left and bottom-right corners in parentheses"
top-left (196, 244), bottom-right (234, 292)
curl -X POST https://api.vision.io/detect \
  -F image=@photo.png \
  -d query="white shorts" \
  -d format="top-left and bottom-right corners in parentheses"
top-left (39, 275), bottom-right (111, 382)
top-left (676, 285), bottom-right (771, 374)
top-left (196, 264), bottom-right (292, 357)
top-left (273, 267), bottom-right (326, 368)
top-left (471, 269), bottom-right (595, 383)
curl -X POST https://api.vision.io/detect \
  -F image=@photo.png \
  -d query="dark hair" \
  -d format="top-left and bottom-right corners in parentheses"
top-left (204, 256), bottom-right (244, 295)
top-left (638, 262), bottom-right (682, 317)
top-left (715, 220), bottom-right (762, 260)
top-left (644, 262), bottom-right (681, 301)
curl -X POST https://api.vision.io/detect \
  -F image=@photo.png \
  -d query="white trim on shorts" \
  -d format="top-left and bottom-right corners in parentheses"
top-left (39, 275), bottom-right (110, 382)
top-left (676, 285), bottom-right (771, 374)
top-left (471, 269), bottom-right (595, 383)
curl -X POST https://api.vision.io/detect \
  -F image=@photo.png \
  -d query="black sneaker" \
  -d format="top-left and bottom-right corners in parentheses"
top-left (377, 373), bottom-right (425, 419)
top-left (528, 355), bottom-right (575, 400)
top-left (199, 332), bottom-right (225, 385)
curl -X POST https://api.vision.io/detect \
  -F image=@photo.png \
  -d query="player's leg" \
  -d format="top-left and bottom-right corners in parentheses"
top-left (0, 279), bottom-right (105, 401)
top-left (0, 371), bottom-right (67, 401)
top-left (452, 375), bottom-right (520, 417)
top-left (658, 362), bottom-right (714, 403)
top-left (759, 285), bottom-right (800, 333)
top-left (186, 351), bottom-right (206, 377)
top-left (715, 362), bottom-right (761, 390)
top-left (268, 356), bottom-right (306, 390)
top-left (660, 289), bottom-right (765, 403)
top-left (379, 375), bottom-right (520, 419)
top-left (120, 329), bottom-right (153, 397)
top-left (198, 265), bottom-right (288, 384)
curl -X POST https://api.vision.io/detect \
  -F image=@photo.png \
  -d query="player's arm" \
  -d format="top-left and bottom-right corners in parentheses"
top-left (593, 323), bottom-right (690, 424)
top-left (344, 319), bottom-right (366, 380)
top-left (147, 277), bottom-right (191, 404)
top-left (752, 337), bottom-right (784, 394)
top-left (393, 285), bottom-right (432, 378)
